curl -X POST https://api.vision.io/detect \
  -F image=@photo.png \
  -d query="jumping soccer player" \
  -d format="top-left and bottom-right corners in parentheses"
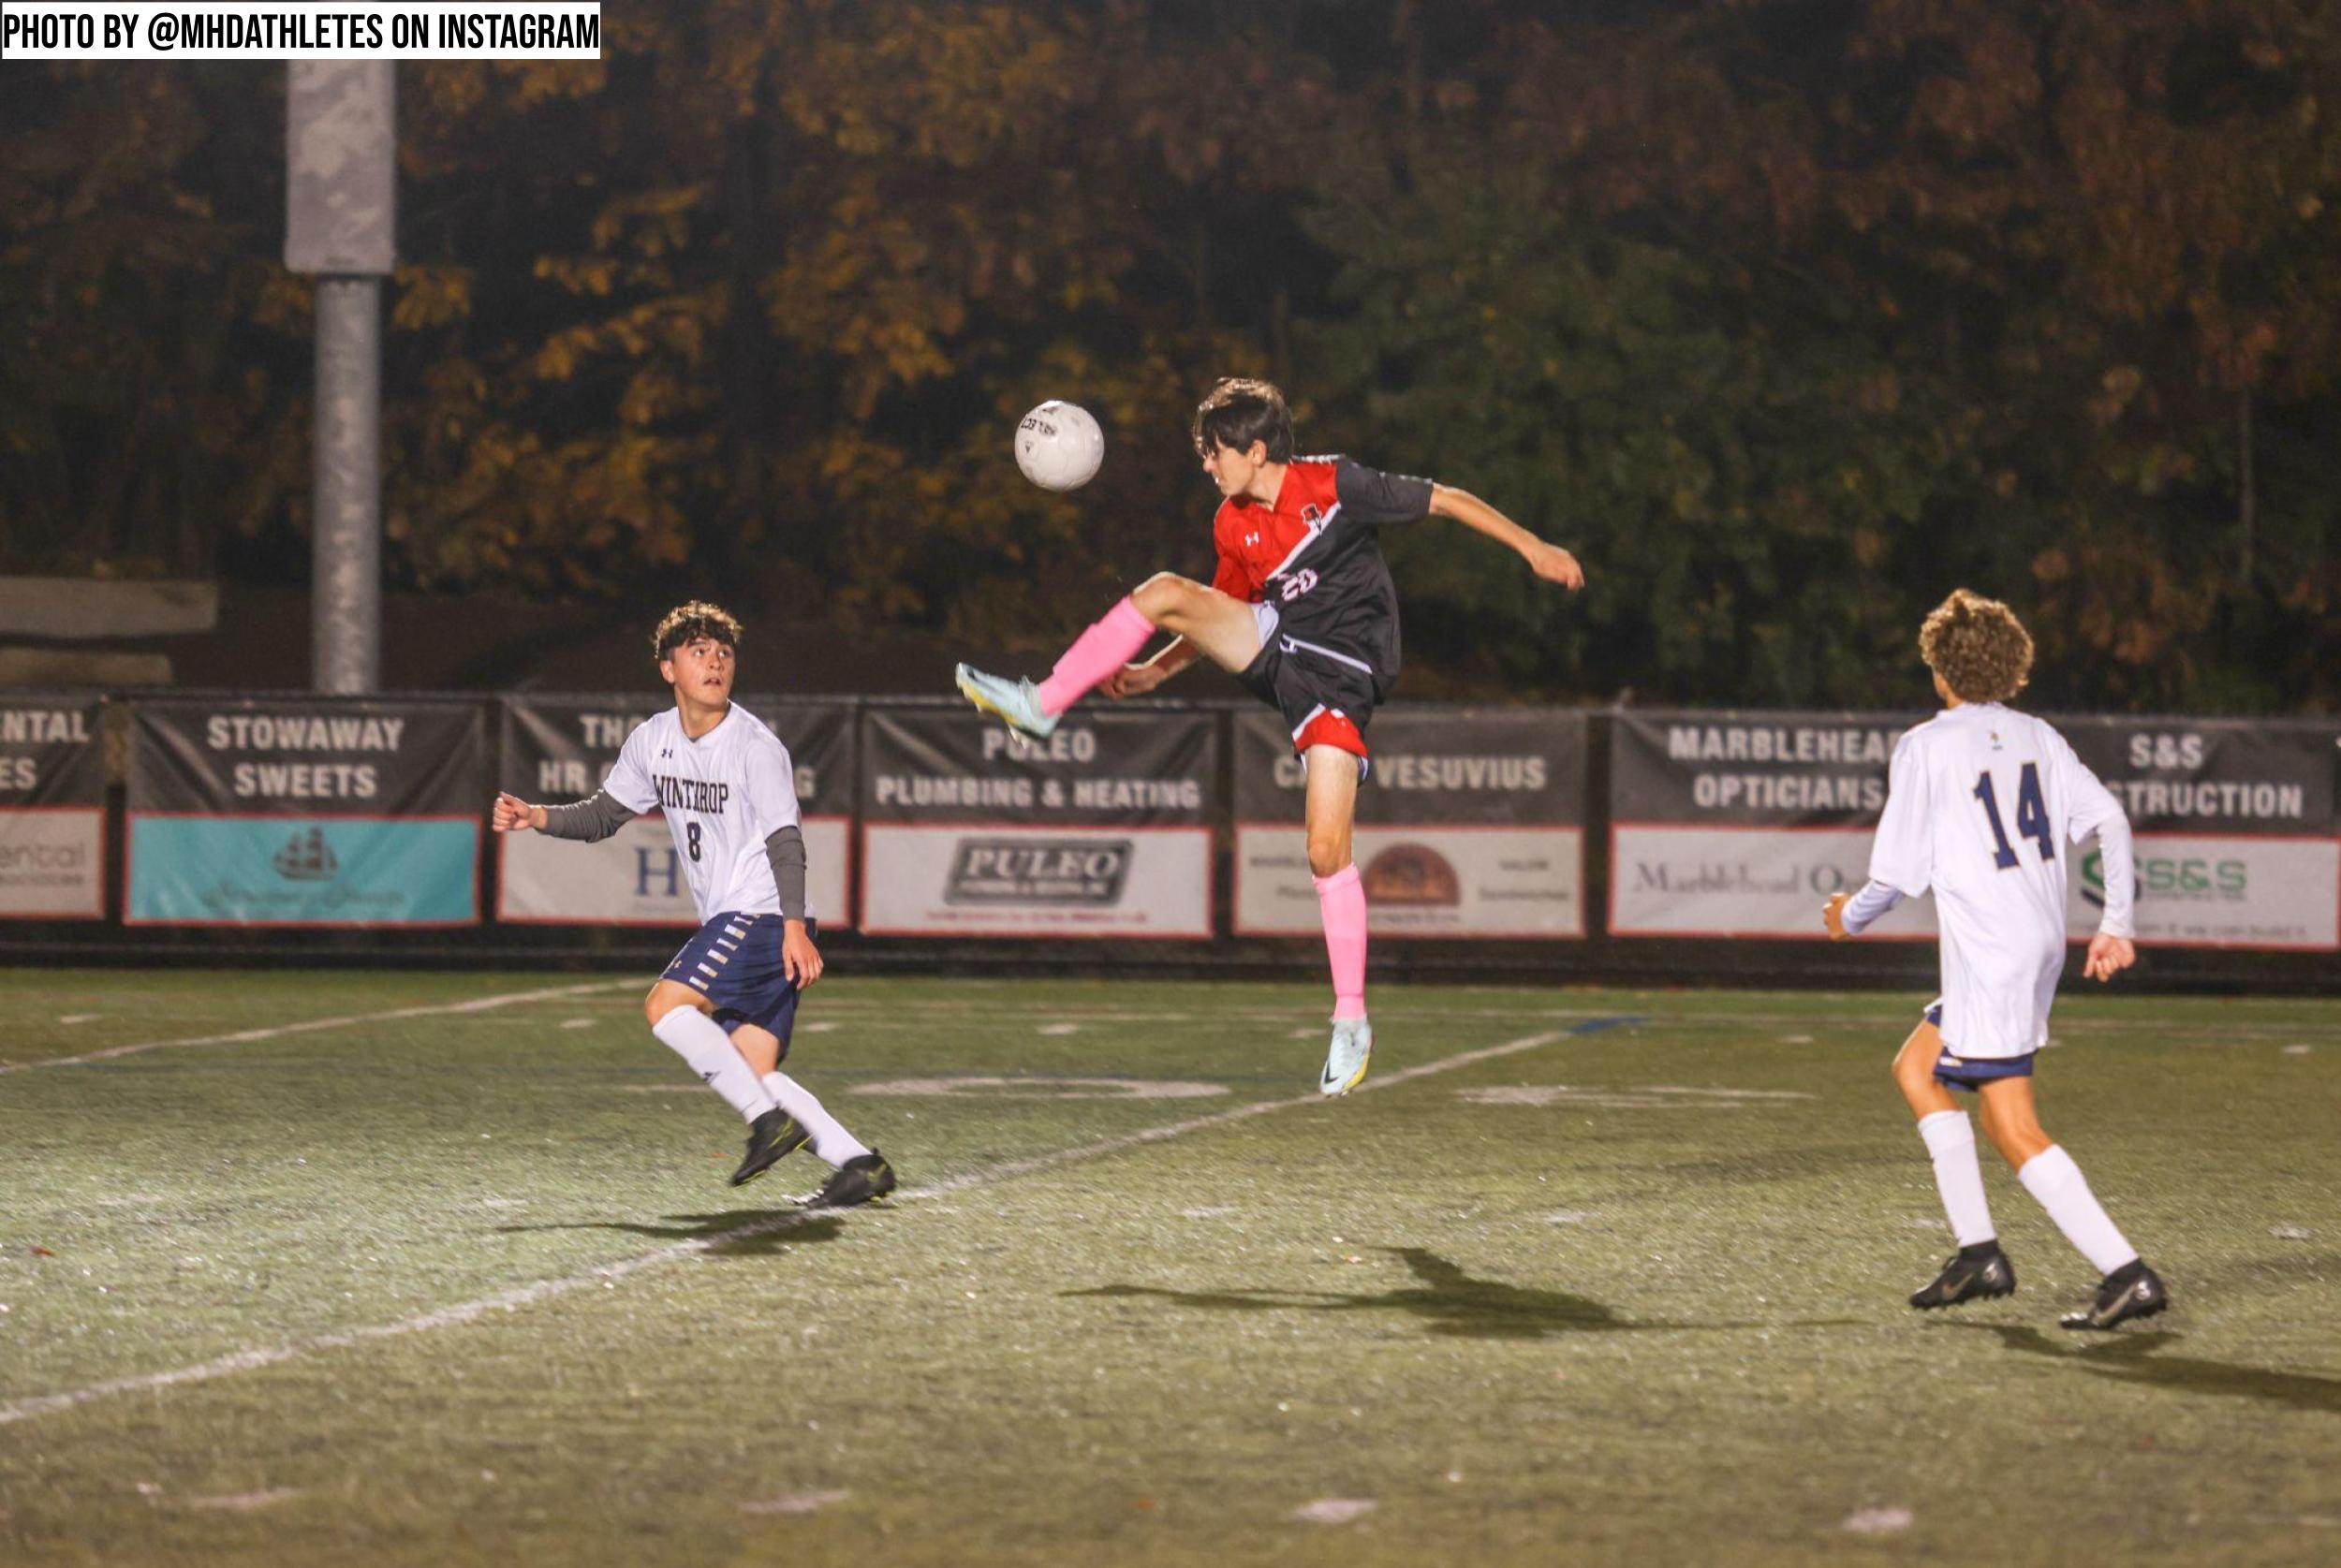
top-left (492, 602), bottom-right (894, 1207)
top-left (1824, 589), bottom-right (2166, 1329)
top-left (954, 377), bottom-right (1584, 1095)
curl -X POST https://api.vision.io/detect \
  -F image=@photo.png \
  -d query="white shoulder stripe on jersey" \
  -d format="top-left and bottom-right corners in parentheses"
top-left (1262, 502), bottom-right (1342, 582)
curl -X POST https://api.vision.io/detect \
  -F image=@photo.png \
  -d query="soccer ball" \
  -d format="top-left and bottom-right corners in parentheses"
top-left (1014, 401), bottom-right (1104, 491)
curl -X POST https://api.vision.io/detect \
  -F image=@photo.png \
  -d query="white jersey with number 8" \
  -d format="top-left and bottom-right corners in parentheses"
top-left (1868, 703), bottom-right (2135, 1059)
top-left (600, 706), bottom-right (806, 924)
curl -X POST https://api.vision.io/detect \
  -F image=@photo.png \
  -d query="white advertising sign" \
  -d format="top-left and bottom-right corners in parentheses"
top-left (2074, 835), bottom-right (2338, 950)
top-left (1608, 825), bottom-right (1939, 940)
top-left (1236, 825), bottom-right (1583, 938)
top-left (0, 809), bottom-right (105, 918)
top-left (498, 815), bottom-right (852, 927)
top-left (860, 824), bottom-right (1210, 938)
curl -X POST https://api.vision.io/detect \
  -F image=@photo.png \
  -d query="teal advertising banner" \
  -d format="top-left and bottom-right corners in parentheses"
top-left (126, 816), bottom-right (479, 926)
top-left (125, 699), bottom-right (486, 927)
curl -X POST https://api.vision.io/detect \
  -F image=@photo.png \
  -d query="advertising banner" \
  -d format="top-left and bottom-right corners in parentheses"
top-left (1611, 710), bottom-right (2339, 949)
top-left (1232, 709), bottom-right (1587, 939)
top-left (0, 696), bottom-right (106, 919)
top-left (125, 699), bottom-right (485, 926)
top-left (859, 706), bottom-right (1215, 937)
top-left (1609, 710), bottom-right (1931, 939)
top-left (2053, 718), bottom-right (2337, 949)
top-left (496, 696), bottom-right (856, 927)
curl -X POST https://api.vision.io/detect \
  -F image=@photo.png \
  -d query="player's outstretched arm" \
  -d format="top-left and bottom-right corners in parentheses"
top-left (492, 792), bottom-right (548, 833)
top-left (1428, 485), bottom-right (1584, 589)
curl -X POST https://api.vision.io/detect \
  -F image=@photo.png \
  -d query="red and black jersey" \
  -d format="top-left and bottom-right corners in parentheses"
top-left (1210, 457), bottom-right (1433, 691)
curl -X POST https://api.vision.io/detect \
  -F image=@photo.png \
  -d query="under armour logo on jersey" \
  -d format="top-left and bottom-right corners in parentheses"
top-left (1244, 531), bottom-right (1260, 548)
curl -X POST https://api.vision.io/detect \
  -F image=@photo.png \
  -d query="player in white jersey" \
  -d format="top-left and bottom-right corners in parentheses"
top-left (492, 602), bottom-right (895, 1207)
top-left (1824, 590), bottom-right (2167, 1329)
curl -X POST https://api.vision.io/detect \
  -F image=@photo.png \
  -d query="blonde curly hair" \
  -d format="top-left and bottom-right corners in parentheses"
top-left (1919, 589), bottom-right (2033, 705)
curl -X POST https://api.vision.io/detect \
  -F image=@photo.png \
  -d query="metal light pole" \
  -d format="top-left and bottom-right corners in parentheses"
top-left (286, 63), bottom-right (396, 694)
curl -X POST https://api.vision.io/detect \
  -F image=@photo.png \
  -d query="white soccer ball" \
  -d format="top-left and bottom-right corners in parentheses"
top-left (1014, 400), bottom-right (1104, 491)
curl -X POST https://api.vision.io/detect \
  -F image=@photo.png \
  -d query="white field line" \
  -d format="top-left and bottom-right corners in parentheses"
top-left (0, 1021), bottom-right (1609, 1428)
top-left (548, 992), bottom-right (2339, 1043)
top-left (0, 980), bottom-right (639, 1076)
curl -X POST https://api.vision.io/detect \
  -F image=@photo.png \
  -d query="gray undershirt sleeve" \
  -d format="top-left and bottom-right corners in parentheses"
top-left (764, 824), bottom-right (808, 921)
top-left (537, 790), bottom-right (637, 843)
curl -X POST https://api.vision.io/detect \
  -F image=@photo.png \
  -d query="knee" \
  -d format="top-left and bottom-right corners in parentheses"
top-left (1306, 833), bottom-right (1350, 880)
top-left (1129, 572), bottom-right (1192, 623)
top-left (643, 986), bottom-right (692, 1029)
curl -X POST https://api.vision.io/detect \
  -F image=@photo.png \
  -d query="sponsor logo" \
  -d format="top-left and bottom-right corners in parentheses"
top-left (2080, 848), bottom-right (2246, 908)
top-left (945, 838), bottom-right (1131, 905)
top-left (272, 826), bottom-right (339, 882)
top-left (1629, 858), bottom-right (1849, 896)
top-left (1362, 843), bottom-right (1462, 907)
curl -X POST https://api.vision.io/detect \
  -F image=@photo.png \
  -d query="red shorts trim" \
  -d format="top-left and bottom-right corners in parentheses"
top-left (1293, 707), bottom-right (1368, 759)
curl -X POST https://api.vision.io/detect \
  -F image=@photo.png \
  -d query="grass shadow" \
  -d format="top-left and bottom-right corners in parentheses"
top-left (1944, 1322), bottom-right (2341, 1414)
top-left (494, 1211), bottom-right (847, 1257)
top-left (1069, 1246), bottom-right (1838, 1341)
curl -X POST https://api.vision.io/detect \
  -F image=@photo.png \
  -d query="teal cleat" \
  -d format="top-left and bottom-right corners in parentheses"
top-left (1318, 1016), bottom-right (1373, 1097)
top-left (954, 662), bottom-right (1059, 740)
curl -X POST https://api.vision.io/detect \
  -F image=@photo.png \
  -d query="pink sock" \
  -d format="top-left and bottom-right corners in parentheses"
top-left (1314, 864), bottom-right (1368, 1019)
top-left (1035, 597), bottom-right (1156, 716)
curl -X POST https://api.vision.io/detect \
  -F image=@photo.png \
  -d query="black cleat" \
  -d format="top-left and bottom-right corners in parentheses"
top-left (729, 1109), bottom-right (810, 1187)
top-left (2060, 1260), bottom-right (2169, 1331)
top-left (1909, 1244), bottom-right (2016, 1310)
top-left (803, 1150), bottom-right (897, 1209)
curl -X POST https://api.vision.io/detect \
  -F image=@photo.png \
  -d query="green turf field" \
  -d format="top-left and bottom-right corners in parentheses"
top-left (1, 971), bottom-right (2336, 1566)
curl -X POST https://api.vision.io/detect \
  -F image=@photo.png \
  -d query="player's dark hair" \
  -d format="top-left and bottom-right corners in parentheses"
top-left (652, 601), bottom-right (743, 664)
top-left (1192, 377), bottom-right (1294, 463)
top-left (1920, 589), bottom-right (2033, 705)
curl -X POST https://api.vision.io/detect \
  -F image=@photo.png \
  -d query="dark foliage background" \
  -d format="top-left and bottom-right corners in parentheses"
top-left (5, 0), bottom-right (2335, 709)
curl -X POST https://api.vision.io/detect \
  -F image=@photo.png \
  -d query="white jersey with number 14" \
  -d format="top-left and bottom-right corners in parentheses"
top-left (600, 706), bottom-right (806, 924)
top-left (1868, 703), bottom-right (2135, 1059)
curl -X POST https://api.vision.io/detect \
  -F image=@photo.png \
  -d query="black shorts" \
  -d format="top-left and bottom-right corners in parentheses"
top-left (1239, 619), bottom-right (1384, 774)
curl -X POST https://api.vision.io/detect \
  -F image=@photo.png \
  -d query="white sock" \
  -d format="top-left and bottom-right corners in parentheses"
top-left (1916, 1110), bottom-right (1996, 1248)
top-left (761, 1072), bottom-right (871, 1167)
top-left (651, 1008), bottom-right (775, 1122)
top-left (2018, 1145), bottom-right (2140, 1276)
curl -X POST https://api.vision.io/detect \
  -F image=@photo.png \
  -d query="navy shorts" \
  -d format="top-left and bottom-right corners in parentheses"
top-left (1922, 1004), bottom-right (2036, 1092)
top-left (661, 912), bottom-right (813, 1054)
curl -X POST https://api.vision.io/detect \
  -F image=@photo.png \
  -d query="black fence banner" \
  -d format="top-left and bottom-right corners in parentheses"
top-left (496, 696), bottom-right (858, 928)
top-left (1609, 709), bottom-right (1930, 939)
top-left (125, 698), bottom-right (485, 927)
top-left (0, 696), bottom-right (105, 919)
top-left (1232, 709), bottom-right (1588, 938)
top-left (2050, 717), bottom-right (2337, 949)
top-left (859, 706), bottom-right (1215, 937)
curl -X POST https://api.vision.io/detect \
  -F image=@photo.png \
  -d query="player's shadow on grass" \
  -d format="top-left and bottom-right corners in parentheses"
top-left (494, 1212), bottom-right (847, 1258)
top-left (1945, 1323), bottom-right (2341, 1415)
top-left (1070, 1247), bottom-right (1792, 1341)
